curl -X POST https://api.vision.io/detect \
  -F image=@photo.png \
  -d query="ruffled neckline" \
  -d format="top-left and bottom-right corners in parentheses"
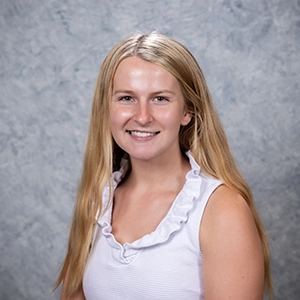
top-left (97, 151), bottom-right (202, 262)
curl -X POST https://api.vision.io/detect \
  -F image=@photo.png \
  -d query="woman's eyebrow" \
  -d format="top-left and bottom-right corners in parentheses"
top-left (113, 89), bottom-right (175, 96)
top-left (112, 90), bottom-right (134, 95)
top-left (149, 90), bottom-right (175, 95)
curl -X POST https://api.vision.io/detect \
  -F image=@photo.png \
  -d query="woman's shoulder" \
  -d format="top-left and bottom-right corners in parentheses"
top-left (200, 185), bottom-right (265, 298)
top-left (201, 185), bottom-right (256, 238)
top-left (206, 185), bottom-right (249, 213)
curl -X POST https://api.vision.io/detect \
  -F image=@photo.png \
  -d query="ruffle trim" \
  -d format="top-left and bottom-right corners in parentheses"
top-left (98, 151), bottom-right (203, 252)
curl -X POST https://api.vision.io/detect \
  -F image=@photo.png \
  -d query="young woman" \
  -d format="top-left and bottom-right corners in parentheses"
top-left (55, 32), bottom-right (272, 299)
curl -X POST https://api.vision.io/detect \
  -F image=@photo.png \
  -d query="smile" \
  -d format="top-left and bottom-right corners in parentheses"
top-left (128, 131), bottom-right (159, 137)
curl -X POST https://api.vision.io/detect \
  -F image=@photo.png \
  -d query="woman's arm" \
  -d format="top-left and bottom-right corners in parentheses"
top-left (60, 268), bottom-right (86, 300)
top-left (201, 185), bottom-right (264, 300)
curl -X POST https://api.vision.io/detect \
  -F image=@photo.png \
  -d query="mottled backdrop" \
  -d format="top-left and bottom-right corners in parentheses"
top-left (0, 0), bottom-right (299, 299)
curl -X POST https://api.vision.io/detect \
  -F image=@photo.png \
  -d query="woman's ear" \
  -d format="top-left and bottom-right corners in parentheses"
top-left (181, 111), bottom-right (192, 126)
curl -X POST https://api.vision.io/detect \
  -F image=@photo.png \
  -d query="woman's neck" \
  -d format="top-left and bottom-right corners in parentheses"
top-left (125, 150), bottom-right (191, 191)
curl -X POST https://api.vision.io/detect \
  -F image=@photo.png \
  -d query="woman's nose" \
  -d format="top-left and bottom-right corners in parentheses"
top-left (134, 102), bottom-right (153, 125)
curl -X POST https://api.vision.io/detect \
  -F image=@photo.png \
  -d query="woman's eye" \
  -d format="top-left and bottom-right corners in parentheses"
top-left (120, 96), bottom-right (132, 101)
top-left (155, 96), bottom-right (167, 102)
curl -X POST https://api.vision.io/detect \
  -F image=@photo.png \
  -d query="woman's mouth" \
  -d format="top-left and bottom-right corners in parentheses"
top-left (127, 130), bottom-right (159, 137)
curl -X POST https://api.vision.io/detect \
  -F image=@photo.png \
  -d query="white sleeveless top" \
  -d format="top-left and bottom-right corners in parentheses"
top-left (83, 152), bottom-right (222, 299)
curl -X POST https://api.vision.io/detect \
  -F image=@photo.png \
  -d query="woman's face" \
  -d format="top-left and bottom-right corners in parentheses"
top-left (110, 56), bottom-right (191, 163)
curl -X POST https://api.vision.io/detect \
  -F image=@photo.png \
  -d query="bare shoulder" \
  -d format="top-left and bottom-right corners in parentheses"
top-left (201, 185), bottom-right (261, 253)
top-left (202, 185), bottom-right (253, 227)
top-left (200, 185), bottom-right (265, 300)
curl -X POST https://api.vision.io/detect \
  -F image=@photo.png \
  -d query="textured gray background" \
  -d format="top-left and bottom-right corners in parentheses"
top-left (0, 0), bottom-right (299, 299)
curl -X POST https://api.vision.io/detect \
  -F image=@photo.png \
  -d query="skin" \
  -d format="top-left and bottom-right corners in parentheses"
top-left (61, 57), bottom-right (264, 299)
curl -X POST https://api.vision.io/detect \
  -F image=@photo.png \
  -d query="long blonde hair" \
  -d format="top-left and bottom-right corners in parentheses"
top-left (55, 32), bottom-right (272, 296)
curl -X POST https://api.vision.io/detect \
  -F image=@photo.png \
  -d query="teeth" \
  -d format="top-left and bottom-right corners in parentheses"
top-left (130, 131), bottom-right (156, 137)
